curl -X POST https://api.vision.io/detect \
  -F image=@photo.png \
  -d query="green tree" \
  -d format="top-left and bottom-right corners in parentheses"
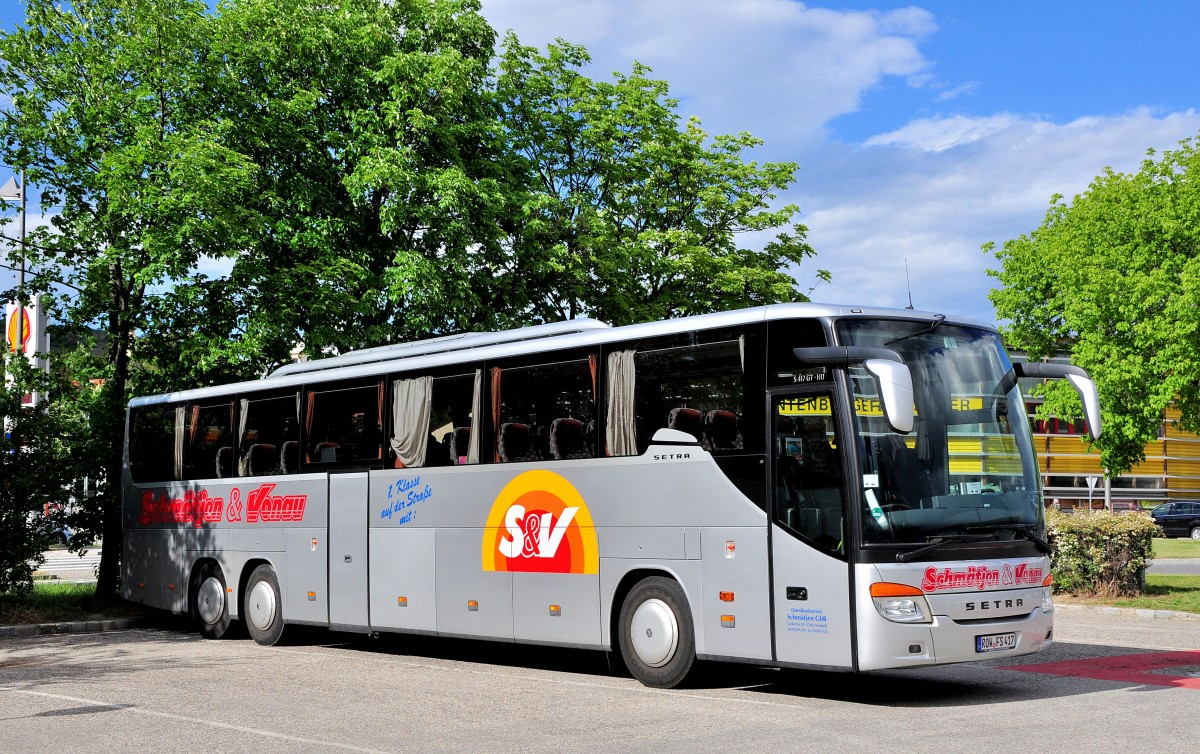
top-left (0, 353), bottom-right (94, 594)
top-left (139, 0), bottom-right (508, 384)
top-left (494, 36), bottom-right (824, 326)
top-left (987, 139), bottom-right (1200, 473)
top-left (0, 0), bottom-right (256, 596)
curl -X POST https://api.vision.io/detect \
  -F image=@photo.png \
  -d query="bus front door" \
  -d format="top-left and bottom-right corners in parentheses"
top-left (328, 472), bottom-right (370, 632)
top-left (769, 388), bottom-right (854, 669)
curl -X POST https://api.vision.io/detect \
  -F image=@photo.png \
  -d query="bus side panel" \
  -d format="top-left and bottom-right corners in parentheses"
top-left (122, 528), bottom-right (162, 608)
top-left (328, 473), bottom-right (370, 630)
top-left (513, 572), bottom-right (601, 646)
top-left (436, 527), bottom-right (514, 640)
top-left (284, 527), bottom-right (329, 626)
top-left (369, 527), bottom-right (436, 632)
top-left (699, 527), bottom-right (771, 661)
top-left (771, 524), bottom-right (853, 668)
top-left (160, 528), bottom-right (196, 613)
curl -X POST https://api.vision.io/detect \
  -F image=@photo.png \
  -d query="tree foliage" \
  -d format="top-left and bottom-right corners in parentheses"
top-left (1, 0), bottom-right (256, 595)
top-left (495, 36), bottom-right (823, 326)
top-left (0, 353), bottom-right (95, 594)
top-left (987, 139), bottom-right (1200, 473)
top-left (0, 0), bottom-right (822, 598)
top-left (146, 0), bottom-right (507, 377)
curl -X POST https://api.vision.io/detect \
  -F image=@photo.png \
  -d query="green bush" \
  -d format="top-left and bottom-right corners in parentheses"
top-left (1046, 508), bottom-right (1159, 597)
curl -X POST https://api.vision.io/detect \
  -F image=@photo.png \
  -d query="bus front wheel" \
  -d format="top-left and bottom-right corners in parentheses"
top-left (244, 564), bottom-right (285, 646)
top-left (191, 562), bottom-right (232, 639)
top-left (618, 576), bottom-right (695, 688)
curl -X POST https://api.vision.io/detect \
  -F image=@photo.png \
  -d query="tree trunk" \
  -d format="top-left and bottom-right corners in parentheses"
top-left (94, 310), bottom-right (132, 602)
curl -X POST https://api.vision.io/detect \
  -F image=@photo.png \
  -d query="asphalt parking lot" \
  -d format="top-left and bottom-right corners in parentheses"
top-left (2, 607), bottom-right (1199, 753)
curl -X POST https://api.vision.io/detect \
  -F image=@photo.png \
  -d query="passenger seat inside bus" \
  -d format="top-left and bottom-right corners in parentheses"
top-left (450, 427), bottom-right (470, 465)
top-left (280, 440), bottom-right (299, 473)
top-left (215, 446), bottom-right (233, 478)
top-left (667, 407), bottom-right (704, 445)
top-left (246, 443), bottom-right (278, 475)
top-left (550, 417), bottom-right (589, 459)
top-left (704, 409), bottom-right (742, 450)
top-left (498, 422), bottom-right (537, 462)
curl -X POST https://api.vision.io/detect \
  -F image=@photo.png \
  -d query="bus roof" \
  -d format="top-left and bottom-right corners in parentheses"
top-left (128, 302), bottom-right (993, 407)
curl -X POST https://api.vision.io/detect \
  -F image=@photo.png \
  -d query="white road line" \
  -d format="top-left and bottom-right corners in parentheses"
top-left (0, 687), bottom-right (396, 754)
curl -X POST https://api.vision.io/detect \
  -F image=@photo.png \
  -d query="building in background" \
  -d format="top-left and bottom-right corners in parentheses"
top-left (1015, 354), bottom-right (1200, 510)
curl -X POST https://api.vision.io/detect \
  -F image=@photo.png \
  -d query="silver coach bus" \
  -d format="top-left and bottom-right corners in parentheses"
top-left (122, 303), bottom-right (1101, 688)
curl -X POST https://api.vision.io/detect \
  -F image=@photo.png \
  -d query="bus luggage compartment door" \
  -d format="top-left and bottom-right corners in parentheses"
top-left (328, 472), bottom-right (370, 631)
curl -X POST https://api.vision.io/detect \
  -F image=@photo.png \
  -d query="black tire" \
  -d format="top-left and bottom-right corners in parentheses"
top-left (244, 564), bottom-right (285, 646)
top-left (617, 576), bottom-right (695, 689)
top-left (1190, 526), bottom-right (1200, 541)
top-left (191, 562), bottom-right (231, 640)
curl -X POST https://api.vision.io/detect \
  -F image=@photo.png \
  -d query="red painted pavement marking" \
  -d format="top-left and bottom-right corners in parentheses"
top-left (999, 651), bottom-right (1200, 690)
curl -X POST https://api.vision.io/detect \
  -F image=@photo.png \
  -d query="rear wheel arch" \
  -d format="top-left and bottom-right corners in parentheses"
top-left (615, 573), bottom-right (697, 688)
top-left (189, 558), bottom-right (231, 639)
top-left (608, 567), bottom-right (697, 651)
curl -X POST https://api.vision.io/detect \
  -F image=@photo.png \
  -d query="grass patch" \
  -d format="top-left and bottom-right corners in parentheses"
top-left (1153, 537), bottom-right (1200, 559)
top-left (0, 582), bottom-right (145, 626)
top-left (1056, 574), bottom-right (1200, 615)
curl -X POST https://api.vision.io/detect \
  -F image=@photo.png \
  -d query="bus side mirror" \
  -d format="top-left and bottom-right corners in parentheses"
top-left (1015, 362), bottom-right (1102, 440)
top-left (792, 346), bottom-right (914, 434)
top-left (865, 359), bottom-right (914, 434)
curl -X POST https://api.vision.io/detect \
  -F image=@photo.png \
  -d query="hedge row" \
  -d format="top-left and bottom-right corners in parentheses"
top-left (1045, 508), bottom-right (1159, 597)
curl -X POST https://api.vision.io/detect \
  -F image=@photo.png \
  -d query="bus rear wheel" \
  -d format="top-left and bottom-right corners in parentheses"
top-left (245, 564), bottom-right (285, 646)
top-left (618, 576), bottom-right (695, 689)
top-left (191, 562), bottom-right (231, 640)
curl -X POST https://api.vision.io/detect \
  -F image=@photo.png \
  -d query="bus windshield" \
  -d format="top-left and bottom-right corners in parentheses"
top-left (837, 318), bottom-right (1043, 547)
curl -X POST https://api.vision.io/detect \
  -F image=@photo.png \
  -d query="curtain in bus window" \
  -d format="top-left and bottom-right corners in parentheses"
top-left (606, 349), bottom-right (637, 456)
top-left (469, 369), bottom-right (482, 464)
top-left (391, 376), bottom-right (433, 468)
top-left (490, 367), bottom-right (502, 462)
top-left (173, 406), bottom-right (185, 480)
top-left (239, 398), bottom-right (250, 449)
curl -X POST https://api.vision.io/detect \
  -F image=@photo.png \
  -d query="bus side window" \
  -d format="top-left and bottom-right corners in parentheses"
top-left (304, 381), bottom-right (383, 466)
top-left (389, 372), bottom-right (481, 468)
top-left (238, 393), bottom-right (299, 476)
top-left (773, 399), bottom-right (844, 557)
top-left (628, 339), bottom-right (744, 455)
top-left (129, 404), bottom-right (182, 483)
top-left (492, 356), bottom-right (597, 463)
top-left (184, 401), bottom-right (234, 480)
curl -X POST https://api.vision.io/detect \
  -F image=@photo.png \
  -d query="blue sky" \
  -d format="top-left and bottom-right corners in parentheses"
top-left (4, 0), bottom-right (1200, 325)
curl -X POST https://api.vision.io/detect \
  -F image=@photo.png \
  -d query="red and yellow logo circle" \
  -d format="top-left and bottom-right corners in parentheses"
top-left (481, 470), bottom-right (598, 574)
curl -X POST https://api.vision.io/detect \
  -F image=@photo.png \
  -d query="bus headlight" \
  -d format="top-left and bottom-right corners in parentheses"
top-left (869, 582), bottom-right (933, 624)
top-left (1041, 573), bottom-right (1054, 614)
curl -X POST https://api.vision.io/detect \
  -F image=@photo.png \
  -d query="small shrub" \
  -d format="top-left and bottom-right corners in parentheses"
top-left (1046, 508), bottom-right (1159, 597)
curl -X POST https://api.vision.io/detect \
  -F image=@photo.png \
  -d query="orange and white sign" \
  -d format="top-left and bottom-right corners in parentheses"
top-left (481, 470), bottom-right (599, 574)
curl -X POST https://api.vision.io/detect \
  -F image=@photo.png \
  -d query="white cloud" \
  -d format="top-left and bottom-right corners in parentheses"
top-left (934, 81), bottom-right (979, 103)
top-left (482, 0), bottom-right (935, 143)
top-left (800, 108), bottom-right (1200, 323)
top-left (481, 3), bottom-right (1200, 327)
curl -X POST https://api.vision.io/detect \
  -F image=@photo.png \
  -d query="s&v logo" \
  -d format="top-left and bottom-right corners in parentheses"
top-left (481, 470), bottom-right (598, 574)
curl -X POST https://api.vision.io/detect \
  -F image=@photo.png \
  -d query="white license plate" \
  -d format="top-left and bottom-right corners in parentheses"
top-left (975, 632), bottom-right (1017, 653)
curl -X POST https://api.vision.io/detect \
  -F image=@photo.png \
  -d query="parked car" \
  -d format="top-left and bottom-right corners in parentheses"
top-left (1150, 501), bottom-right (1200, 539)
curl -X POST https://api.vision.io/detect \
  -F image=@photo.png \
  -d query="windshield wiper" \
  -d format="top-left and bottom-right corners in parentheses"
top-left (885, 314), bottom-right (946, 346)
top-left (896, 534), bottom-right (980, 563)
top-left (965, 523), bottom-right (1052, 554)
